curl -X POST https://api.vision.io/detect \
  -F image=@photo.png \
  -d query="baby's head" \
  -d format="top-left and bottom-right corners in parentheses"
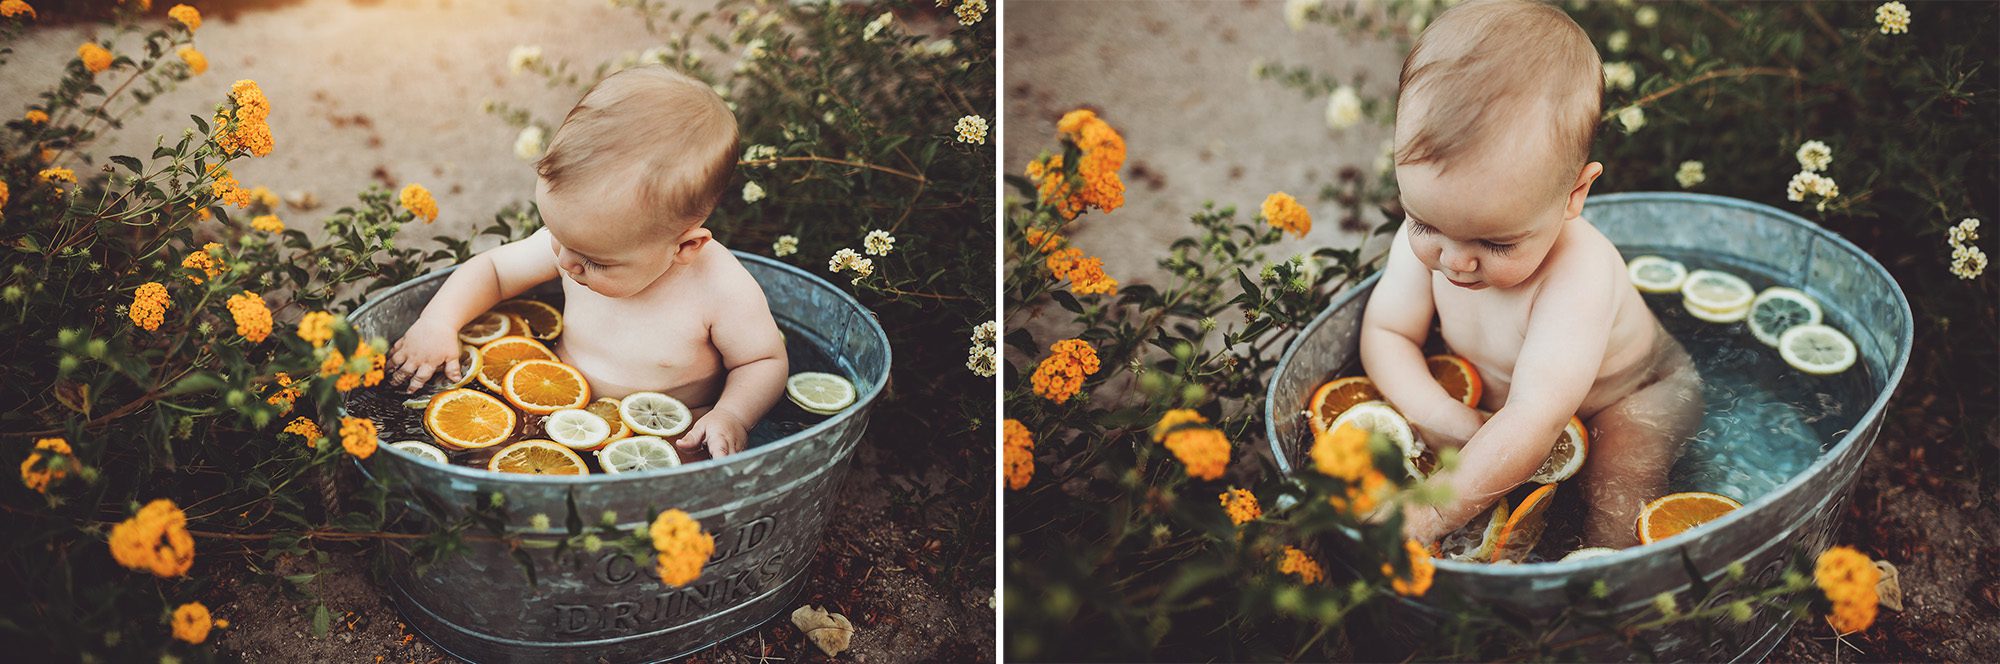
top-left (1393, 0), bottom-right (1602, 290)
top-left (534, 66), bottom-right (738, 298)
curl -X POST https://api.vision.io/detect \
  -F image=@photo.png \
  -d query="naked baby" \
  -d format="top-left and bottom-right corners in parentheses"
top-left (388, 66), bottom-right (788, 460)
top-left (1358, 0), bottom-right (1703, 548)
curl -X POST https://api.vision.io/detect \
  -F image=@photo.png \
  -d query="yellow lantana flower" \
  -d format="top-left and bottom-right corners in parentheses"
top-left (171, 602), bottom-right (212, 643)
top-left (108, 499), bottom-right (195, 577)
top-left (129, 281), bottom-right (170, 331)
top-left (1003, 419), bottom-right (1034, 490)
top-left (225, 291), bottom-right (272, 343)
top-left (339, 416), bottom-right (377, 459)
top-left (650, 509), bottom-right (716, 587)
top-left (1381, 538), bottom-right (1435, 597)
top-left (1262, 191), bottom-right (1311, 238)
top-left (1220, 487), bottom-right (1261, 525)
top-left (176, 46), bottom-right (207, 75)
top-left (1278, 546), bottom-right (1324, 584)
top-left (1815, 545), bottom-right (1880, 634)
top-left (1029, 338), bottom-right (1099, 404)
top-left (19, 437), bottom-right (74, 494)
top-left (399, 183), bottom-right (438, 223)
top-left (168, 4), bottom-right (200, 31)
top-left (77, 42), bottom-right (111, 73)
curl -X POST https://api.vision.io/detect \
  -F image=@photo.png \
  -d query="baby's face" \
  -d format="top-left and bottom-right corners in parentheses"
top-left (535, 177), bottom-right (678, 299)
top-left (1395, 148), bottom-right (1582, 291)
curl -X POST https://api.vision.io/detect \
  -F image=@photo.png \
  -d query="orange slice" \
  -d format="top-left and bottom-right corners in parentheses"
top-left (477, 336), bottom-right (556, 392)
top-left (1528, 417), bottom-right (1589, 484)
top-left (503, 359), bottom-right (592, 415)
top-left (1426, 355), bottom-right (1483, 408)
top-left (493, 299), bottom-right (563, 341)
top-left (1309, 376), bottom-right (1383, 432)
top-left (458, 311), bottom-right (511, 345)
top-left (424, 388), bottom-right (519, 449)
top-left (487, 439), bottom-right (589, 475)
top-left (587, 397), bottom-right (631, 443)
top-left (1492, 483), bottom-right (1558, 563)
top-left (1636, 491), bottom-right (1742, 544)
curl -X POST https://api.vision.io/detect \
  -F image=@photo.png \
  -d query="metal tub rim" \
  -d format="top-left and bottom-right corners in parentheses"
top-left (346, 250), bottom-right (891, 484)
top-left (1262, 191), bottom-right (1914, 575)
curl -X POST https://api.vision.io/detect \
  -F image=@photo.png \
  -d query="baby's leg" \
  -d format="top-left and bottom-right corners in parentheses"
top-left (1580, 354), bottom-right (1704, 548)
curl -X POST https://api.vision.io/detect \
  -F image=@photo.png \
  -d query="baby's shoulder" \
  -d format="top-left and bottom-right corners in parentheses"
top-left (685, 241), bottom-right (763, 293)
top-left (1547, 217), bottom-right (1626, 276)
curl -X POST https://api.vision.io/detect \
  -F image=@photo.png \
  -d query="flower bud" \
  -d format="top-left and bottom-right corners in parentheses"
top-left (529, 513), bottom-right (551, 530)
top-left (58, 355), bottom-right (80, 374)
top-left (86, 339), bottom-right (107, 358)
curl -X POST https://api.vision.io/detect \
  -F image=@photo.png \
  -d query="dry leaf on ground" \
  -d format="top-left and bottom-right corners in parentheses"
top-left (791, 604), bottom-right (856, 656)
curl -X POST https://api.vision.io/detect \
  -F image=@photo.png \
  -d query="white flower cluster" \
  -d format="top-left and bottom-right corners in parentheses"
top-left (863, 230), bottom-right (896, 256)
top-left (1603, 62), bottom-right (1637, 91)
top-left (742, 181), bottom-right (766, 203)
top-left (1606, 30), bottom-right (1630, 53)
top-left (772, 235), bottom-right (798, 257)
top-left (736, 39), bottom-right (767, 73)
top-left (1284, 0), bottom-right (1325, 32)
top-left (508, 45), bottom-right (543, 75)
top-left (955, 115), bottom-right (989, 145)
top-left (863, 13), bottom-right (893, 42)
top-left (514, 125), bottom-right (546, 161)
top-left (1635, 6), bottom-right (1659, 28)
top-left (639, 46), bottom-right (675, 66)
top-left (828, 248), bottom-right (874, 284)
top-left (1949, 218), bottom-right (1986, 280)
top-left (1617, 106), bottom-right (1646, 133)
top-left (1325, 86), bottom-right (1362, 130)
top-left (742, 144), bottom-right (778, 166)
top-left (1676, 160), bottom-right (1705, 189)
top-left (954, 0), bottom-right (987, 27)
top-left (966, 321), bottom-right (998, 378)
top-left (1796, 140), bottom-right (1832, 172)
top-left (913, 38), bottom-right (956, 58)
top-left (1785, 171), bottom-right (1839, 211)
top-left (1876, 2), bottom-right (1910, 35)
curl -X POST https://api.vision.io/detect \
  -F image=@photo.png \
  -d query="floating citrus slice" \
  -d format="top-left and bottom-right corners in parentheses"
top-left (1627, 255), bottom-right (1688, 293)
top-left (503, 359), bottom-right (592, 415)
top-left (1493, 483), bottom-right (1558, 563)
top-left (487, 439), bottom-right (589, 475)
top-left (388, 440), bottom-right (449, 464)
top-left (476, 335), bottom-right (556, 392)
top-left (424, 388), bottom-right (518, 449)
top-left (1528, 416), bottom-right (1589, 484)
top-left (1680, 269), bottom-right (1754, 312)
top-left (544, 408), bottom-right (611, 450)
top-left (786, 372), bottom-right (856, 415)
top-left (1426, 355), bottom-right (1483, 408)
top-left (1747, 287), bottom-right (1822, 347)
top-left (1560, 547), bottom-right (1620, 563)
top-left (447, 344), bottom-right (482, 389)
top-left (1308, 376), bottom-right (1384, 432)
top-left (1682, 298), bottom-right (1750, 323)
top-left (1636, 491), bottom-right (1742, 544)
top-left (619, 391), bottom-right (693, 437)
top-left (1447, 502), bottom-right (1509, 562)
top-left (458, 311), bottom-right (511, 345)
top-left (1328, 400), bottom-right (1419, 466)
top-left (596, 436), bottom-right (684, 473)
top-left (586, 397), bottom-right (631, 443)
top-left (492, 299), bottom-right (563, 341)
top-left (1778, 324), bottom-right (1856, 375)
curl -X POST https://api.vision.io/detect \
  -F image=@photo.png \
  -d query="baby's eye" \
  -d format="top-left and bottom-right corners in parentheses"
top-left (1482, 241), bottom-right (1517, 255)
top-left (1408, 221), bottom-right (1432, 235)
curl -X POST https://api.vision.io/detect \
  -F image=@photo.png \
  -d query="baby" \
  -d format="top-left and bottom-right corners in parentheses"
top-left (389, 66), bottom-right (788, 460)
top-left (1358, 0), bottom-right (1702, 548)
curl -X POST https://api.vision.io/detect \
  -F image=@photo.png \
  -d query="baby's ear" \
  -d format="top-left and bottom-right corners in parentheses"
top-left (672, 226), bottom-right (714, 264)
top-left (1564, 162), bottom-right (1605, 220)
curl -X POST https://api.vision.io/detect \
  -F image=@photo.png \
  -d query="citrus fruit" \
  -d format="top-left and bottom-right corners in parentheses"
top-left (487, 439), bottom-right (589, 475)
top-left (503, 359), bottom-right (591, 415)
top-left (1682, 298), bottom-right (1749, 323)
top-left (1636, 491), bottom-right (1742, 544)
top-left (1446, 502), bottom-right (1509, 562)
top-left (476, 336), bottom-right (556, 392)
top-left (1493, 483), bottom-right (1558, 562)
top-left (1328, 400), bottom-right (1419, 466)
top-left (1426, 355), bottom-right (1483, 408)
top-left (1681, 269), bottom-right (1754, 312)
top-left (586, 397), bottom-right (631, 443)
top-left (388, 440), bottom-right (448, 464)
top-left (402, 395), bottom-right (434, 409)
top-left (1778, 324), bottom-right (1856, 375)
top-left (1528, 416), bottom-right (1589, 484)
top-left (493, 299), bottom-right (563, 341)
top-left (544, 408), bottom-right (611, 450)
top-left (1626, 255), bottom-right (1688, 293)
top-left (1560, 547), bottom-right (1620, 562)
top-left (596, 436), bottom-right (684, 473)
top-left (1308, 376), bottom-right (1383, 432)
top-left (424, 388), bottom-right (518, 449)
top-left (447, 344), bottom-right (482, 389)
top-left (458, 311), bottom-right (511, 345)
top-left (786, 372), bottom-right (856, 414)
top-left (1747, 287), bottom-right (1823, 347)
top-left (619, 391), bottom-right (693, 437)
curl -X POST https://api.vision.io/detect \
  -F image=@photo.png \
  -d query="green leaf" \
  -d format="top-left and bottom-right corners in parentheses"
top-left (110, 155), bottom-right (143, 174)
top-left (311, 604), bottom-right (330, 636)
top-left (565, 490), bottom-right (582, 537)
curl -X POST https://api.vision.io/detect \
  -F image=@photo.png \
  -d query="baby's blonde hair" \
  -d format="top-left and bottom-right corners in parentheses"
top-left (536, 66), bottom-right (738, 230)
top-left (1395, 0), bottom-right (1601, 189)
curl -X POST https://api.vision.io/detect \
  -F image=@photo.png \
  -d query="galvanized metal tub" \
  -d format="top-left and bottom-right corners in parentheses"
top-left (347, 252), bottom-right (889, 663)
top-left (1264, 193), bottom-right (1912, 661)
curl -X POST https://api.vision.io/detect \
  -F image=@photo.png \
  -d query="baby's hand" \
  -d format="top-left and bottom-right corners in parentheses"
top-left (388, 318), bottom-right (464, 393)
top-left (678, 410), bottom-right (749, 459)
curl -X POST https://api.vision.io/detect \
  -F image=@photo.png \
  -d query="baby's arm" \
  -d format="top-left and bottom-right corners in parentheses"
top-left (677, 262), bottom-right (788, 459)
top-left (389, 228), bottom-right (561, 391)
top-left (1402, 249), bottom-right (1619, 542)
top-left (1360, 223), bottom-right (1485, 449)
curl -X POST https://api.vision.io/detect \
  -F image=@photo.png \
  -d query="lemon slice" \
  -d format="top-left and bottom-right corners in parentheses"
top-left (1778, 324), bottom-right (1856, 375)
top-left (388, 440), bottom-right (448, 464)
top-left (458, 311), bottom-right (511, 345)
top-left (1682, 298), bottom-right (1749, 323)
top-left (1747, 287), bottom-right (1823, 347)
top-left (619, 391), bottom-right (693, 437)
top-left (786, 372), bottom-right (856, 415)
top-left (1327, 400), bottom-right (1418, 462)
top-left (544, 408), bottom-right (611, 450)
top-left (448, 344), bottom-right (482, 389)
top-left (1528, 417), bottom-right (1589, 484)
top-left (596, 436), bottom-right (683, 473)
top-left (1680, 269), bottom-right (1754, 312)
top-left (1626, 256), bottom-right (1687, 293)
top-left (1561, 547), bottom-right (1620, 562)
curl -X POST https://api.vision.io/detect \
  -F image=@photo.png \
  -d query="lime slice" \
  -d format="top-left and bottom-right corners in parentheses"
top-left (786, 372), bottom-right (856, 414)
top-left (619, 391), bottom-right (693, 437)
top-left (1683, 298), bottom-right (1749, 323)
top-left (544, 408), bottom-right (611, 450)
top-left (1561, 547), bottom-right (1620, 562)
top-left (1681, 269), bottom-right (1754, 312)
top-left (1327, 400), bottom-right (1417, 462)
top-left (1747, 287), bottom-right (1823, 347)
top-left (402, 395), bottom-right (434, 409)
top-left (597, 436), bottom-right (682, 473)
top-left (1778, 324), bottom-right (1856, 375)
top-left (389, 440), bottom-right (449, 464)
top-left (458, 311), bottom-right (511, 345)
top-left (1626, 256), bottom-right (1687, 293)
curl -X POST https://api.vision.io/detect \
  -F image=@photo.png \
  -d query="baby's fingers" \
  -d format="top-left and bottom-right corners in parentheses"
top-left (405, 362), bottom-right (438, 393)
top-left (675, 425), bottom-right (706, 451)
top-left (443, 356), bottom-right (462, 384)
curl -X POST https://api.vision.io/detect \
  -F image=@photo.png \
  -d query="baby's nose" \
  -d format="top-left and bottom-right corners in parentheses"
top-left (1444, 250), bottom-right (1477, 274)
